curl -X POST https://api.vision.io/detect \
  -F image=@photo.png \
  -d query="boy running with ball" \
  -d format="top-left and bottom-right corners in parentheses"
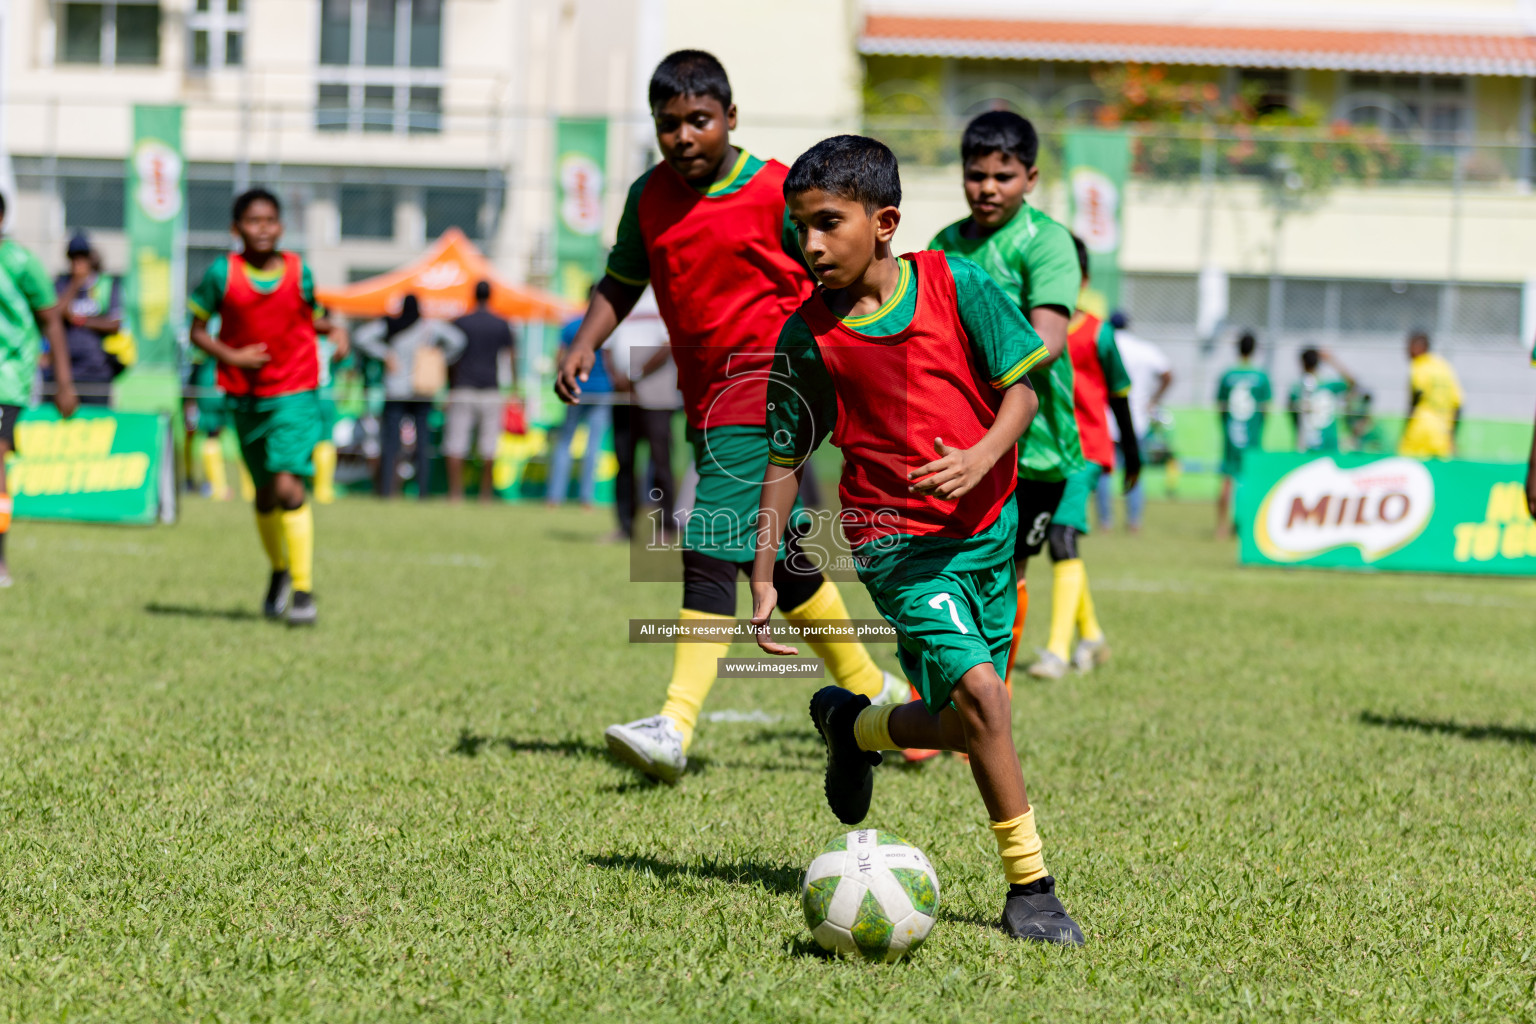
top-left (751, 135), bottom-right (1084, 945)
top-left (189, 189), bottom-right (335, 625)
top-left (556, 50), bottom-right (914, 784)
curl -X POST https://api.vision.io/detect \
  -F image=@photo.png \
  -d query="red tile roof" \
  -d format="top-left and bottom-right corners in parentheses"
top-left (860, 16), bottom-right (1536, 76)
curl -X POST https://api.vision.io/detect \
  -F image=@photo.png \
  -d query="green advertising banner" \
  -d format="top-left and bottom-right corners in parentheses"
top-left (124, 105), bottom-right (186, 369)
top-left (1064, 130), bottom-right (1130, 317)
top-left (8, 407), bottom-right (176, 524)
top-left (552, 117), bottom-right (609, 302)
top-left (1237, 452), bottom-right (1536, 576)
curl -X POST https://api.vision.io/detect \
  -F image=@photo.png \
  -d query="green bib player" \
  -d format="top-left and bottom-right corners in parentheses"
top-left (930, 110), bottom-right (1084, 683)
top-left (1288, 347), bottom-right (1356, 454)
top-left (1215, 331), bottom-right (1271, 538)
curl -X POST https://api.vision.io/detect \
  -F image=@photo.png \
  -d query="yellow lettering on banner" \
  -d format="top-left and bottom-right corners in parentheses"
top-left (120, 453), bottom-right (148, 490)
top-left (1484, 482), bottom-right (1527, 524)
top-left (1500, 519), bottom-right (1527, 560)
top-left (1453, 522), bottom-right (1476, 562)
top-left (1473, 521), bottom-right (1500, 561)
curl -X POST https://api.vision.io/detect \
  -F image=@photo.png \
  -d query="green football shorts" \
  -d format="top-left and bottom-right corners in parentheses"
top-left (1051, 462), bottom-right (1103, 534)
top-left (867, 559), bottom-right (1015, 713)
top-left (1220, 441), bottom-right (1247, 477)
top-left (229, 390), bottom-right (323, 489)
top-left (684, 424), bottom-right (801, 563)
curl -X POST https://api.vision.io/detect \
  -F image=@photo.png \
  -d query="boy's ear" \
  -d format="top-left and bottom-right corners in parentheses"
top-left (1023, 164), bottom-right (1041, 194)
top-left (726, 104), bottom-right (738, 131)
top-left (874, 205), bottom-right (901, 244)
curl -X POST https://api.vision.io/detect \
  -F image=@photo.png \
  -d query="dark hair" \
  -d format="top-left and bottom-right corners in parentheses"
top-left (0, 192), bottom-right (6, 219)
top-left (1110, 310), bottom-right (1129, 330)
top-left (784, 135), bottom-right (901, 212)
top-left (649, 50), bottom-right (731, 112)
top-left (1408, 329), bottom-right (1431, 348)
top-left (386, 293), bottom-right (421, 339)
top-left (1070, 234), bottom-right (1089, 281)
top-left (232, 188), bottom-right (281, 221)
top-left (474, 280), bottom-right (492, 303)
top-left (1301, 347), bottom-right (1320, 372)
top-left (961, 110), bottom-right (1039, 168)
top-left (1238, 331), bottom-right (1257, 357)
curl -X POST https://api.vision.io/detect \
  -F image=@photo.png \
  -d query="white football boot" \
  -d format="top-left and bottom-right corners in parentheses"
top-left (1072, 637), bottom-right (1110, 673)
top-left (873, 670), bottom-right (910, 706)
top-left (1026, 649), bottom-right (1069, 680)
top-left (604, 715), bottom-right (687, 785)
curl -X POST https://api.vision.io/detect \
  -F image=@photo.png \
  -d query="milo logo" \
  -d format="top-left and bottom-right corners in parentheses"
top-left (1254, 457), bottom-right (1434, 562)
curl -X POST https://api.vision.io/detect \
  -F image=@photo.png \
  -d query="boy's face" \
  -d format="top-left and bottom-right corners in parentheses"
top-left (962, 151), bottom-right (1037, 230)
top-left (234, 199), bottom-right (282, 255)
top-left (786, 189), bottom-right (899, 291)
top-left (653, 94), bottom-right (737, 186)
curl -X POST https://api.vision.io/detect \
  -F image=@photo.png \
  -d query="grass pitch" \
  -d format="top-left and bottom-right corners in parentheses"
top-left (4, 497), bottom-right (1535, 1022)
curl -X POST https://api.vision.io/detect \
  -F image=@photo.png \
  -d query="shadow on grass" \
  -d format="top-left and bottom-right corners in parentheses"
top-left (144, 602), bottom-right (262, 622)
top-left (783, 936), bottom-right (836, 960)
top-left (589, 853), bottom-right (802, 895)
top-left (1358, 711), bottom-right (1536, 746)
top-left (450, 730), bottom-right (608, 759)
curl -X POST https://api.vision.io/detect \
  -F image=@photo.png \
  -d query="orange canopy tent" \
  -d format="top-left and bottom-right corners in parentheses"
top-left (315, 229), bottom-right (575, 322)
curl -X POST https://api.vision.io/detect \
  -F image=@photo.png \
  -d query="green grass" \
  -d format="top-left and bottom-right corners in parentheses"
top-left (5, 499), bottom-right (1536, 1022)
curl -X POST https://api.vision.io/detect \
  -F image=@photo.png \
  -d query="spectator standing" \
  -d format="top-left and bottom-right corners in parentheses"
top-left (48, 233), bottom-right (125, 407)
top-left (1098, 312), bottom-right (1172, 533)
top-left (1288, 347), bottom-right (1356, 453)
top-left (352, 293), bottom-right (466, 499)
top-left (603, 289), bottom-right (678, 539)
top-left (1397, 330), bottom-right (1462, 459)
top-left (546, 311), bottom-right (612, 508)
top-left (445, 281), bottom-right (516, 503)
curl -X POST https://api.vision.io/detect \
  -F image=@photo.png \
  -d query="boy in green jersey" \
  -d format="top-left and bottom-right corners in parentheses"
top-left (929, 111), bottom-right (1084, 683)
top-left (0, 193), bottom-right (80, 587)
top-left (1288, 347), bottom-right (1356, 454)
top-left (752, 134), bottom-right (1083, 945)
top-left (1215, 331), bottom-right (1272, 538)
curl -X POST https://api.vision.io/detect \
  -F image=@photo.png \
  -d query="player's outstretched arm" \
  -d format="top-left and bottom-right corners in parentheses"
top-left (1109, 393), bottom-right (1141, 492)
top-left (909, 380), bottom-right (1037, 501)
top-left (749, 463), bottom-right (804, 656)
top-left (36, 303), bottom-right (78, 417)
top-left (554, 275), bottom-right (644, 404)
top-left (190, 315), bottom-right (269, 371)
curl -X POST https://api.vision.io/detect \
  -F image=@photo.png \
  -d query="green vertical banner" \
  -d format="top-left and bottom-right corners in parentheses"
top-left (1064, 130), bottom-right (1130, 318)
top-left (124, 105), bottom-right (185, 369)
top-left (553, 117), bottom-right (609, 302)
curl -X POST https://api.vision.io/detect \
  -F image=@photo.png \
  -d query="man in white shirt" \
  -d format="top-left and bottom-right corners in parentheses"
top-left (603, 289), bottom-right (680, 541)
top-left (1098, 313), bottom-right (1172, 532)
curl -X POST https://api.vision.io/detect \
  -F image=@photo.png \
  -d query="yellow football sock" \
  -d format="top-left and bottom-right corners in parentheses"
top-left (1076, 570), bottom-right (1104, 643)
top-left (312, 441), bottom-right (338, 505)
top-left (201, 438), bottom-right (228, 499)
top-left (255, 508), bottom-right (288, 572)
top-left (1004, 578), bottom-right (1029, 690)
top-left (991, 807), bottom-right (1047, 886)
top-left (783, 581), bottom-right (883, 699)
top-left (1048, 559), bottom-right (1086, 661)
top-left (280, 503), bottom-right (315, 593)
top-left (659, 609), bottom-right (733, 752)
top-left (853, 703), bottom-right (899, 752)
top-left (238, 462), bottom-right (256, 502)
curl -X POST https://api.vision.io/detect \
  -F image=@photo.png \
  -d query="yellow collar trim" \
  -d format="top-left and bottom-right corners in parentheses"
top-left (706, 150), bottom-right (752, 196)
top-left (843, 259), bottom-right (911, 329)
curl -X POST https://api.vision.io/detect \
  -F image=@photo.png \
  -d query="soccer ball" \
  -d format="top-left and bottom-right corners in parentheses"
top-left (801, 829), bottom-right (940, 962)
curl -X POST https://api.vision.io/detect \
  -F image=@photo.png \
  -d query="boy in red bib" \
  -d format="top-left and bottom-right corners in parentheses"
top-left (751, 136), bottom-right (1084, 945)
top-left (555, 51), bottom-right (913, 784)
top-left (189, 189), bottom-right (336, 625)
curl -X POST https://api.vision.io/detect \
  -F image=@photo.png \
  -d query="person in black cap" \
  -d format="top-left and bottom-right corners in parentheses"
top-left (49, 231), bottom-right (126, 407)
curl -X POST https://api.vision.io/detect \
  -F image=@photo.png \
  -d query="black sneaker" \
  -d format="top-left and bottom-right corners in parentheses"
top-left (808, 685), bottom-right (881, 825)
top-left (263, 570), bottom-right (292, 619)
top-left (287, 590), bottom-right (317, 627)
top-left (1000, 875), bottom-right (1085, 946)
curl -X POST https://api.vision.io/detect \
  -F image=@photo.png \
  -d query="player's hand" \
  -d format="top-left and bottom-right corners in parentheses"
top-left (226, 345), bottom-right (270, 370)
top-left (908, 438), bottom-right (988, 501)
top-left (384, 353), bottom-right (399, 375)
top-left (331, 326), bottom-right (351, 360)
top-left (555, 344), bottom-right (595, 404)
top-left (54, 384), bottom-right (79, 418)
top-left (750, 581), bottom-right (799, 656)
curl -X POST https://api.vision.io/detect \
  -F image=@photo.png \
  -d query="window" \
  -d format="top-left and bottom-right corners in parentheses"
top-left (187, 180), bottom-right (236, 232)
top-left (58, 2), bottom-right (161, 67)
top-left (339, 185), bottom-right (395, 239)
top-left (315, 0), bottom-right (444, 134)
top-left (1341, 74), bottom-right (1470, 141)
top-left (423, 187), bottom-right (482, 240)
top-left (1238, 69), bottom-right (1292, 115)
top-left (187, 0), bottom-right (245, 72)
top-left (62, 176), bottom-right (126, 230)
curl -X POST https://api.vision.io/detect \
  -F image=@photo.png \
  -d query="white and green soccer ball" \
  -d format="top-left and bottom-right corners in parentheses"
top-left (801, 829), bottom-right (940, 962)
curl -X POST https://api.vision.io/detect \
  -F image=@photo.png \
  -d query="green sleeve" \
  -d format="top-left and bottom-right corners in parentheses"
top-left (604, 170), bottom-right (653, 287)
top-left (948, 256), bottom-right (1048, 389)
top-left (765, 314), bottom-right (838, 468)
top-left (299, 261), bottom-right (326, 321)
top-left (1256, 374), bottom-right (1273, 404)
top-left (13, 247), bottom-right (54, 312)
top-left (1216, 370), bottom-right (1231, 405)
top-left (1327, 380), bottom-right (1351, 396)
top-left (1098, 319), bottom-right (1131, 396)
top-left (1025, 220), bottom-right (1082, 313)
top-left (188, 257), bottom-right (229, 321)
